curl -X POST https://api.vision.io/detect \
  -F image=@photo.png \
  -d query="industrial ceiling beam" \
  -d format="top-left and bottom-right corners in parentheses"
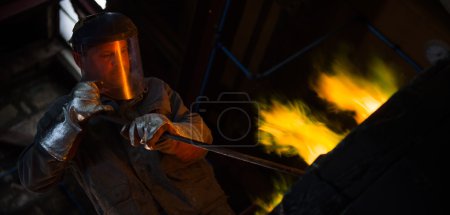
top-left (0, 0), bottom-right (49, 22)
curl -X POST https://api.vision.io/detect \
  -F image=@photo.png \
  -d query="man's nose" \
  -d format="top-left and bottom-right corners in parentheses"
top-left (111, 56), bottom-right (121, 67)
top-left (110, 57), bottom-right (127, 69)
top-left (111, 58), bottom-right (117, 67)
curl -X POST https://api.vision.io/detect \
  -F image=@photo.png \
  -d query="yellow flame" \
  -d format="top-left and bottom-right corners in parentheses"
top-left (254, 176), bottom-right (293, 215)
top-left (259, 100), bottom-right (345, 165)
top-left (255, 56), bottom-right (399, 214)
top-left (258, 57), bottom-right (398, 162)
top-left (115, 41), bottom-right (132, 99)
top-left (312, 57), bottom-right (398, 123)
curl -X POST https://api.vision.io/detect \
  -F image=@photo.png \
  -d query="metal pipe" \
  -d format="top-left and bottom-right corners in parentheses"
top-left (165, 134), bottom-right (305, 176)
top-left (197, 44), bottom-right (219, 111)
top-left (198, 0), bottom-right (233, 104)
top-left (258, 30), bottom-right (334, 78)
top-left (199, 15), bottom-right (423, 89)
top-left (365, 21), bottom-right (423, 73)
top-left (206, 18), bottom-right (351, 81)
top-left (102, 115), bottom-right (305, 176)
top-left (217, 0), bottom-right (232, 33)
top-left (218, 42), bottom-right (253, 79)
top-left (217, 25), bottom-right (342, 80)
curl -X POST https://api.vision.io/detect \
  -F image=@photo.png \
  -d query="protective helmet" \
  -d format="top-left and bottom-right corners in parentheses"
top-left (70, 12), bottom-right (144, 100)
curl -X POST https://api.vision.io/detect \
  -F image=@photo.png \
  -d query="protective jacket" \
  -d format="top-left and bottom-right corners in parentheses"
top-left (18, 77), bottom-right (234, 215)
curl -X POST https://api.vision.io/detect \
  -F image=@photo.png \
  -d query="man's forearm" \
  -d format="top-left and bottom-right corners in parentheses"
top-left (18, 143), bottom-right (69, 192)
top-left (18, 102), bottom-right (82, 192)
top-left (167, 119), bottom-right (213, 162)
top-left (40, 106), bottom-right (82, 161)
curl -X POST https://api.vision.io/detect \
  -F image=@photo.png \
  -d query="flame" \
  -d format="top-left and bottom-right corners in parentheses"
top-left (258, 56), bottom-right (398, 163)
top-left (254, 56), bottom-right (399, 214)
top-left (253, 175), bottom-right (293, 215)
top-left (312, 57), bottom-right (398, 123)
top-left (259, 100), bottom-right (345, 165)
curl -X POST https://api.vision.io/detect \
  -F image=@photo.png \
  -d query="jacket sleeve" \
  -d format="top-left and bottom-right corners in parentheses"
top-left (17, 96), bottom-right (82, 192)
top-left (160, 80), bottom-right (213, 162)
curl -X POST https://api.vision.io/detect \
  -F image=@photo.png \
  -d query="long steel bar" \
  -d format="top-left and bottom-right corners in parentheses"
top-left (102, 115), bottom-right (305, 176)
top-left (165, 134), bottom-right (305, 176)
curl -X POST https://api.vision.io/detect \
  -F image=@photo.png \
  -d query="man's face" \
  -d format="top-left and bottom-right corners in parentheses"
top-left (82, 40), bottom-right (130, 85)
top-left (75, 38), bottom-right (143, 100)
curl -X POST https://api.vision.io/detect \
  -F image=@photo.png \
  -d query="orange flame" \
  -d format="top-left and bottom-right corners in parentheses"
top-left (258, 56), bottom-right (398, 163)
top-left (255, 100), bottom-right (345, 214)
top-left (312, 57), bottom-right (398, 123)
top-left (259, 100), bottom-right (345, 165)
top-left (253, 175), bottom-right (294, 215)
top-left (254, 56), bottom-right (399, 214)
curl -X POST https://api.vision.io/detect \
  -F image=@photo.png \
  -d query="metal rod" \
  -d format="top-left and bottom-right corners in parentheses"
top-left (200, 14), bottom-right (424, 87)
top-left (212, 18), bottom-right (352, 80)
top-left (197, 43), bottom-right (219, 111)
top-left (198, 0), bottom-right (233, 103)
top-left (164, 134), bottom-right (305, 176)
top-left (101, 115), bottom-right (305, 176)
top-left (258, 29), bottom-right (334, 78)
top-left (217, 0), bottom-right (232, 33)
top-left (218, 42), bottom-right (253, 79)
top-left (365, 21), bottom-right (423, 73)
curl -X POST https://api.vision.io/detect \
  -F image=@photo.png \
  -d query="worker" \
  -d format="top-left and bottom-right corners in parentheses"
top-left (17, 12), bottom-right (234, 215)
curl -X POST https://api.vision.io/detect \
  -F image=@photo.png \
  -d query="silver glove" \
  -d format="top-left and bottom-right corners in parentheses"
top-left (69, 81), bottom-right (114, 123)
top-left (40, 81), bottom-right (113, 161)
top-left (40, 106), bottom-right (82, 161)
top-left (123, 113), bottom-right (204, 154)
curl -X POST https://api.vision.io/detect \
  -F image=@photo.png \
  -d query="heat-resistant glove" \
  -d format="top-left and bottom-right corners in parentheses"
top-left (40, 81), bottom-right (113, 161)
top-left (123, 113), bottom-right (206, 156)
top-left (68, 81), bottom-right (114, 123)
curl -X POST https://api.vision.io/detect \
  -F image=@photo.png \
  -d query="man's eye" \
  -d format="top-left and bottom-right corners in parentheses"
top-left (101, 53), bottom-right (113, 58)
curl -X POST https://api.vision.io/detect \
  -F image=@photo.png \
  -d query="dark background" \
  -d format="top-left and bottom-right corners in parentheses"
top-left (1, 0), bottom-right (449, 214)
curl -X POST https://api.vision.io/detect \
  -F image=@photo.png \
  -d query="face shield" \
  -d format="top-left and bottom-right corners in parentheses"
top-left (78, 35), bottom-right (144, 100)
